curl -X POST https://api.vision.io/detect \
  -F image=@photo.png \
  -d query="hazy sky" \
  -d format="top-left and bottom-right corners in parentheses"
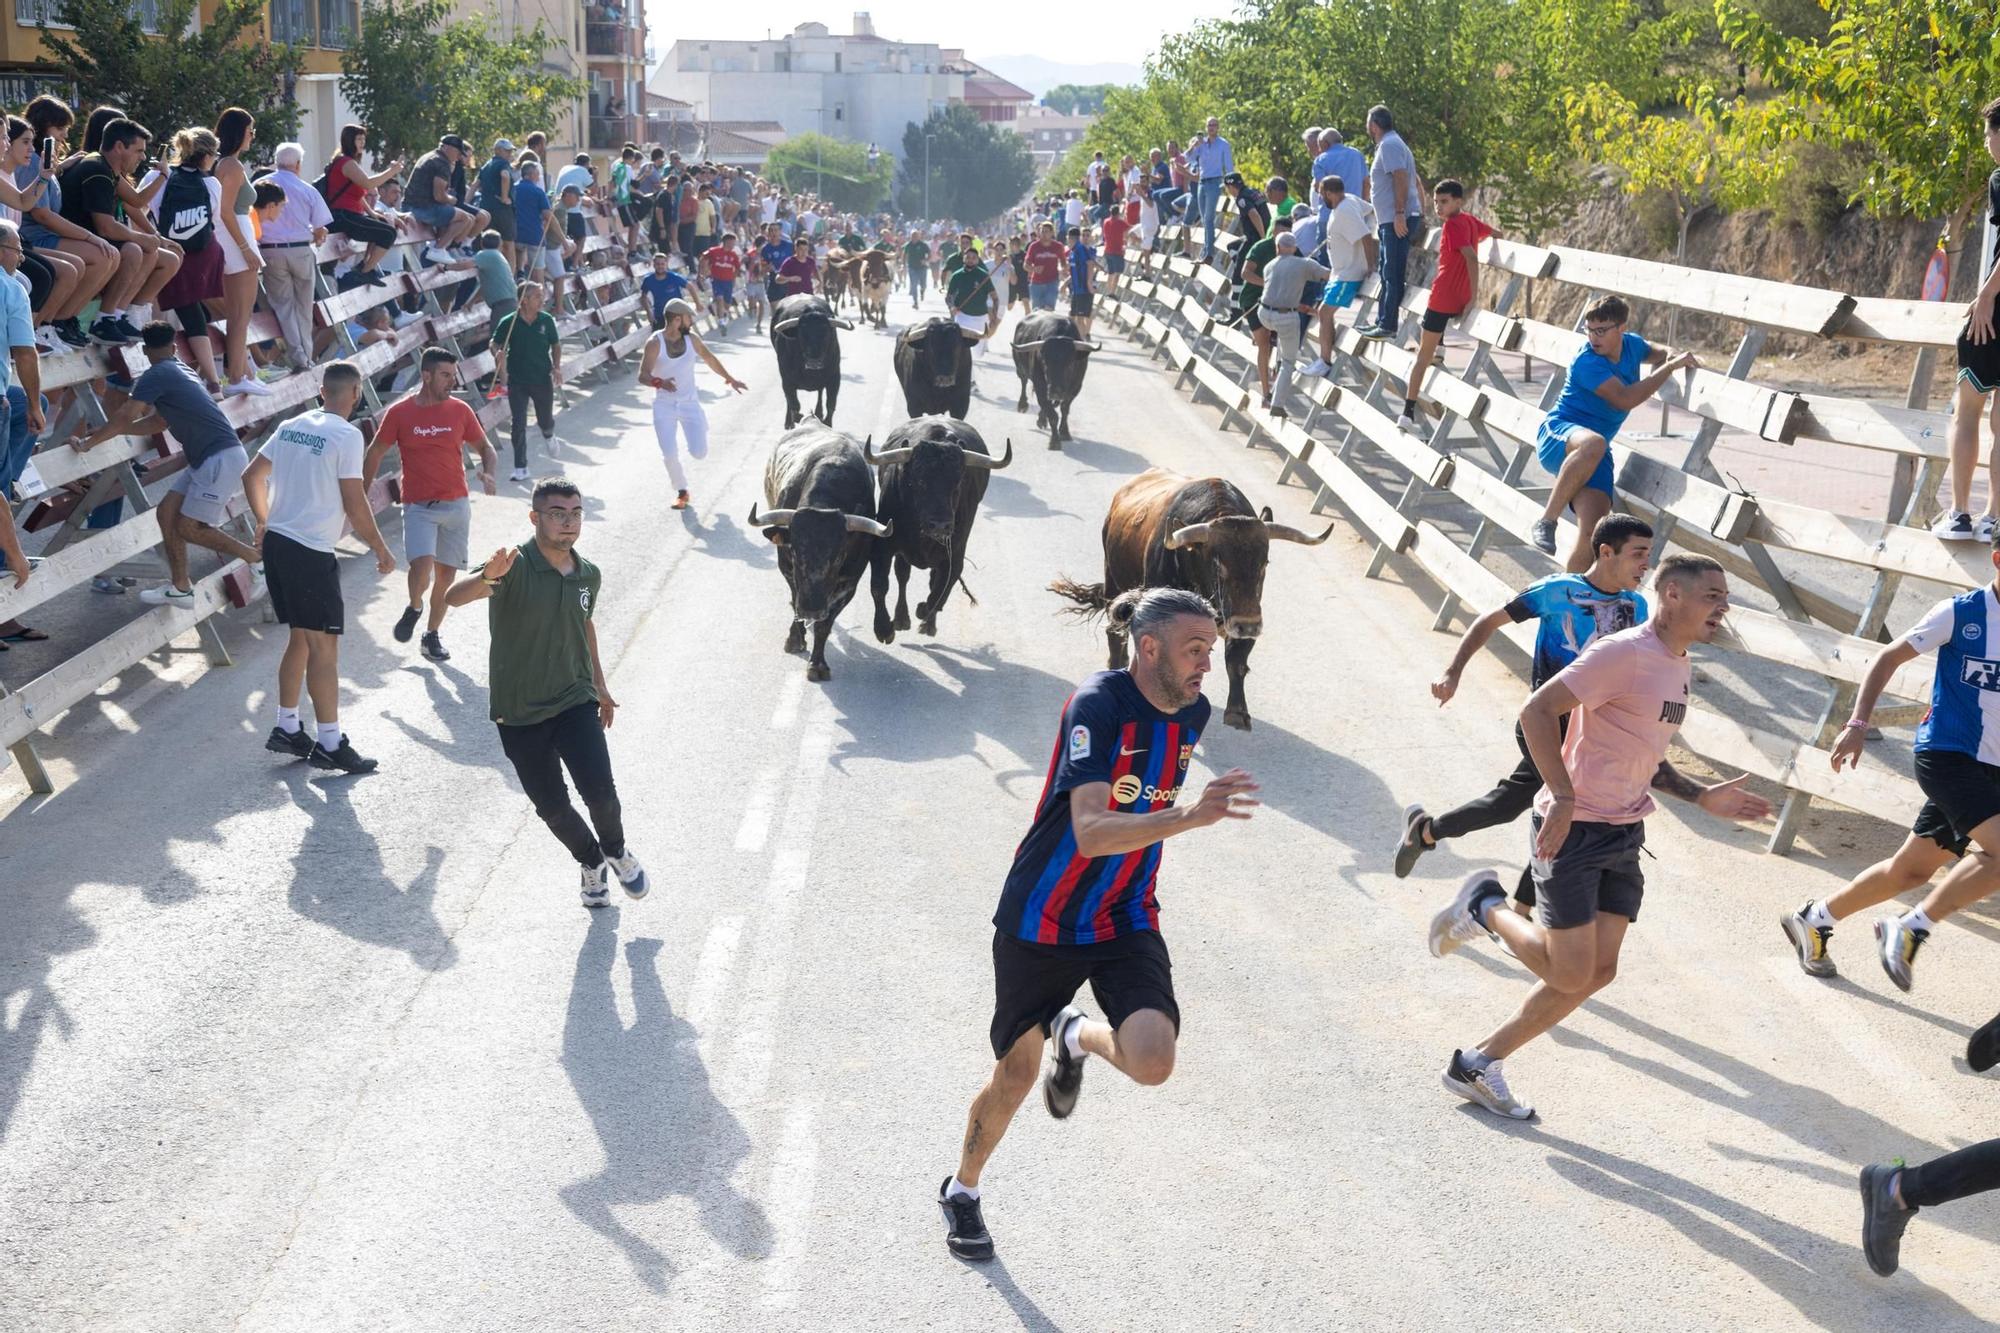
top-left (645, 3), bottom-right (1243, 71)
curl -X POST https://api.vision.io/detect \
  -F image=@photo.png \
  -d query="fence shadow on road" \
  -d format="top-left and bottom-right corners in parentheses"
top-left (1200, 714), bottom-right (1401, 893)
top-left (281, 773), bottom-right (458, 973)
top-left (1044, 436), bottom-right (1152, 478)
top-left (818, 639), bottom-right (1069, 776)
top-left (679, 512), bottom-right (777, 571)
top-left (0, 884), bottom-right (95, 1146)
top-left (979, 473), bottom-right (1079, 523)
top-left (560, 917), bottom-right (772, 1292)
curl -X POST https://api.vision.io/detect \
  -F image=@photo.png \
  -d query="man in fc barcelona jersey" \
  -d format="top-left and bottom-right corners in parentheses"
top-left (936, 587), bottom-right (1260, 1262)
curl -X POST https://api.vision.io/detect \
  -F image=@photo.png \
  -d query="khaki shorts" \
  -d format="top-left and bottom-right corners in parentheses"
top-left (403, 496), bottom-right (471, 569)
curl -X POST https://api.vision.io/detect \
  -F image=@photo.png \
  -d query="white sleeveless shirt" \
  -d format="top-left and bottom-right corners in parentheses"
top-left (652, 330), bottom-right (699, 406)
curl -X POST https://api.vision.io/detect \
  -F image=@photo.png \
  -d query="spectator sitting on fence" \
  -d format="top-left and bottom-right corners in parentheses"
top-left (408, 136), bottom-right (480, 263)
top-left (325, 123), bottom-right (403, 290)
top-left (444, 135), bottom-right (490, 254)
top-left (19, 97), bottom-right (118, 350)
top-left (0, 115), bottom-right (74, 353)
top-left (74, 321), bottom-right (262, 606)
top-left (555, 154), bottom-right (595, 205)
top-left (76, 103), bottom-right (181, 336)
top-left (59, 117), bottom-right (176, 349)
top-left (0, 217), bottom-right (46, 646)
top-left (140, 127), bottom-right (228, 395)
top-left (259, 142), bottom-right (331, 375)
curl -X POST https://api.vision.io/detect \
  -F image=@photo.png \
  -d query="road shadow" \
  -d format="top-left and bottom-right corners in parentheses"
top-left (560, 919), bottom-right (772, 1292)
top-left (818, 638), bottom-right (1063, 775)
top-left (281, 772), bottom-right (458, 972)
top-left (980, 473), bottom-right (1079, 523)
top-left (0, 883), bottom-right (94, 1145)
top-left (961, 1255), bottom-right (1066, 1332)
top-left (1055, 435), bottom-right (1151, 477)
top-left (682, 511), bottom-right (777, 571)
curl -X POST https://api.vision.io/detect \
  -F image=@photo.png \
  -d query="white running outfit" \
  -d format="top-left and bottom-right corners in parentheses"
top-left (650, 331), bottom-right (707, 490)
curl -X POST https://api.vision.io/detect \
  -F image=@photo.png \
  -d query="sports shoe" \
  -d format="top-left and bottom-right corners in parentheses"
top-left (509, 467), bottom-right (531, 483)
top-left (1875, 915), bottom-right (1928, 992)
top-left (255, 363), bottom-right (290, 383)
top-left (265, 725), bottom-right (312, 758)
top-left (1933, 510), bottom-right (1978, 541)
top-left (105, 315), bottom-right (143, 341)
top-left (1358, 324), bottom-right (1392, 340)
top-left (393, 605), bottom-right (420, 643)
top-left (1304, 356), bottom-right (1332, 377)
top-left (1394, 803), bottom-right (1432, 879)
top-left (88, 316), bottom-right (135, 346)
top-left (33, 324), bottom-right (67, 356)
top-left (937, 1178), bottom-right (994, 1261)
top-left (1967, 1007), bottom-right (2000, 1073)
top-left (224, 377), bottom-right (272, 397)
top-left (90, 575), bottom-right (125, 594)
top-left (579, 862), bottom-right (611, 909)
top-left (139, 583), bottom-right (195, 606)
top-left (1529, 518), bottom-right (1558, 555)
top-left (392, 310), bottom-right (426, 329)
top-left (1428, 870), bottom-right (1502, 959)
top-left (606, 849), bottom-right (649, 900)
top-left (53, 317), bottom-right (89, 348)
top-left (307, 734), bottom-right (379, 773)
top-left (671, 490), bottom-right (690, 510)
top-left (1779, 904), bottom-right (1836, 978)
top-left (1859, 1164), bottom-right (1914, 1276)
top-left (423, 245), bottom-right (455, 265)
top-left (1043, 1004), bottom-right (1087, 1120)
top-left (420, 631), bottom-right (450, 662)
top-left (1979, 515), bottom-right (1998, 544)
top-left (1443, 1049), bottom-right (1534, 1120)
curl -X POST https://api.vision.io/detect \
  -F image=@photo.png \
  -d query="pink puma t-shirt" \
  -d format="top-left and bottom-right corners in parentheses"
top-left (1533, 621), bottom-right (1692, 825)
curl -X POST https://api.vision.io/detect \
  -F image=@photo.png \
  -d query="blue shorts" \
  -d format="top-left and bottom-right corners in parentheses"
top-left (411, 203), bottom-right (459, 230)
top-left (712, 278), bottom-right (734, 303)
top-left (1323, 279), bottom-right (1361, 309)
top-left (1106, 254), bottom-right (1126, 274)
top-left (1536, 418), bottom-right (1616, 499)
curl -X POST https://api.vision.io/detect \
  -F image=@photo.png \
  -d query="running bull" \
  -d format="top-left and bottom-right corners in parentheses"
top-left (1050, 468), bottom-right (1334, 730)
top-left (753, 424), bottom-right (892, 681)
top-left (1011, 313), bottom-right (1099, 450)
top-left (865, 416), bottom-right (1012, 643)
top-left (769, 294), bottom-right (852, 430)
top-left (893, 316), bottom-right (974, 419)
top-left (853, 248), bottom-right (892, 327)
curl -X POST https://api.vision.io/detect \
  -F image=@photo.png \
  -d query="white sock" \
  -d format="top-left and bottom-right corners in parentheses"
top-left (103, 307), bottom-right (123, 319)
top-left (275, 705), bottom-right (301, 732)
top-left (1903, 907), bottom-right (1936, 934)
top-left (1062, 1015), bottom-right (1086, 1060)
top-left (946, 1176), bottom-right (978, 1201)
top-left (1803, 899), bottom-right (1835, 928)
top-left (315, 722), bottom-right (342, 750)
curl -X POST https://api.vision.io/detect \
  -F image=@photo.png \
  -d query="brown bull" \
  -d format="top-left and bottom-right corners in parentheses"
top-left (1050, 467), bottom-right (1333, 730)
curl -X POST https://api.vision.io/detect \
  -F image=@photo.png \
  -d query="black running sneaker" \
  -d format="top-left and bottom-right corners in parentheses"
top-left (265, 725), bottom-right (312, 758)
top-left (1859, 1163), bottom-right (1914, 1276)
top-left (937, 1178), bottom-right (994, 1261)
top-left (54, 317), bottom-right (89, 348)
top-left (393, 605), bottom-right (420, 643)
top-left (1969, 1008), bottom-right (2000, 1074)
top-left (308, 735), bottom-right (380, 773)
top-left (1043, 1004), bottom-right (1086, 1119)
top-left (420, 631), bottom-right (451, 662)
top-left (1394, 803), bottom-right (1432, 879)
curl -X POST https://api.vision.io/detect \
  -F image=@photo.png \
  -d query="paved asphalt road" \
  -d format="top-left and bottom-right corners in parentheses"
top-left (2, 284), bottom-right (1997, 1332)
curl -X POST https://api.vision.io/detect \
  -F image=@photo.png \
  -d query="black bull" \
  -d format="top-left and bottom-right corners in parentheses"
top-left (752, 424), bottom-right (892, 681)
top-left (1012, 313), bottom-right (1099, 450)
top-left (769, 295), bottom-right (852, 430)
top-left (865, 416), bottom-right (1012, 642)
top-left (893, 317), bottom-right (973, 419)
top-left (1049, 468), bottom-right (1334, 730)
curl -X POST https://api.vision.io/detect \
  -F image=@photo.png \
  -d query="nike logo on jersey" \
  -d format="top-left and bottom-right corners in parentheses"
top-left (1119, 746), bottom-right (1146, 757)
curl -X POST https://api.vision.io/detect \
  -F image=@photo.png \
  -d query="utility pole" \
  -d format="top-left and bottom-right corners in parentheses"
top-left (923, 131), bottom-right (934, 218)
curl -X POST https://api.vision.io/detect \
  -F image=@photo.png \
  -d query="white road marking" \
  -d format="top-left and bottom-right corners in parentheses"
top-left (759, 1101), bottom-right (819, 1308)
top-left (733, 763), bottom-right (784, 852)
top-left (769, 670), bottom-right (805, 730)
top-left (686, 916), bottom-right (745, 1039)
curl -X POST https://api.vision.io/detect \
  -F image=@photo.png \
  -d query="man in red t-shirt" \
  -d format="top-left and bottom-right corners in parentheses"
top-left (702, 232), bottom-right (743, 320)
top-left (1403, 179), bottom-right (1494, 426)
top-left (1024, 221), bottom-right (1067, 311)
top-left (1099, 213), bottom-right (1130, 292)
top-left (363, 347), bottom-right (499, 662)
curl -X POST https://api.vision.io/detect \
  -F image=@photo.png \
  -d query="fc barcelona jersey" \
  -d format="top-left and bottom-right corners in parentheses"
top-left (995, 670), bottom-right (1210, 945)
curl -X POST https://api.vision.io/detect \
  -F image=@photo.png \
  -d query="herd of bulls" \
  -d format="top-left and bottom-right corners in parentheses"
top-left (752, 296), bottom-right (1335, 728)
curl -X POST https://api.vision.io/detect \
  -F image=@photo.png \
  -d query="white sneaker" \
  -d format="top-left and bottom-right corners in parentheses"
top-left (423, 245), bottom-right (455, 265)
top-left (1304, 357), bottom-right (1332, 376)
top-left (392, 310), bottom-right (425, 329)
top-left (34, 325), bottom-right (67, 356)
top-left (509, 467), bottom-right (530, 483)
top-left (244, 564), bottom-right (266, 603)
top-left (139, 583), bottom-right (195, 606)
top-left (1429, 870), bottom-right (1502, 958)
top-left (606, 849), bottom-right (649, 900)
top-left (1934, 510), bottom-right (1979, 541)
top-left (1978, 515), bottom-right (1997, 544)
top-left (224, 377), bottom-right (272, 397)
top-left (1443, 1050), bottom-right (1534, 1119)
top-left (579, 862), bottom-right (611, 909)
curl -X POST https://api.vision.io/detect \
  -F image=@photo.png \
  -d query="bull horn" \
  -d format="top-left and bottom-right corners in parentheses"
top-left (750, 503), bottom-right (796, 528)
top-left (1266, 519), bottom-right (1338, 546)
top-left (1081, 342), bottom-right (1104, 352)
top-left (773, 317), bottom-right (802, 333)
top-left (1013, 338), bottom-right (1048, 350)
top-left (963, 437), bottom-right (1013, 470)
top-left (844, 514), bottom-right (892, 537)
top-left (833, 318), bottom-right (857, 330)
top-left (864, 438), bottom-right (915, 466)
top-left (1164, 522), bottom-right (1213, 550)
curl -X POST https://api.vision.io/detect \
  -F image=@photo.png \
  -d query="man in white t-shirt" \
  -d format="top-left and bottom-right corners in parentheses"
top-left (240, 361), bottom-right (397, 774)
top-left (1304, 175), bottom-right (1380, 376)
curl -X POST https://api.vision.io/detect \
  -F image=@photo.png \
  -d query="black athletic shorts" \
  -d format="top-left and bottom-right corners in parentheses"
top-left (1957, 309), bottom-right (2000, 393)
top-left (1529, 816), bottom-right (1644, 929)
top-left (262, 529), bottom-right (344, 634)
top-left (1421, 305), bottom-right (1464, 335)
top-left (18, 250), bottom-right (52, 311)
top-left (988, 928), bottom-right (1178, 1059)
top-left (1070, 291), bottom-right (1094, 319)
top-left (1913, 748), bottom-right (2000, 855)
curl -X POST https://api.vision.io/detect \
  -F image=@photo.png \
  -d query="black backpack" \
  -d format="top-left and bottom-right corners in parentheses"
top-left (159, 167), bottom-right (213, 252)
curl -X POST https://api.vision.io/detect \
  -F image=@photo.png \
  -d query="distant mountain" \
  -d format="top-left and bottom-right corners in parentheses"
top-left (973, 55), bottom-right (1143, 100)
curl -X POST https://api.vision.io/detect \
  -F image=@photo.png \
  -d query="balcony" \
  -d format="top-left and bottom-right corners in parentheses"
top-left (584, 22), bottom-right (640, 60)
top-left (587, 116), bottom-right (635, 151)
top-left (267, 0), bottom-right (354, 47)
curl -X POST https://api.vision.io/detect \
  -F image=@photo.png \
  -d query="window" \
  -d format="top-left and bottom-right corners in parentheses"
top-left (22, 0), bottom-right (161, 28)
top-left (317, 0), bottom-right (354, 47)
top-left (269, 0), bottom-right (309, 42)
top-left (833, 104), bottom-right (843, 121)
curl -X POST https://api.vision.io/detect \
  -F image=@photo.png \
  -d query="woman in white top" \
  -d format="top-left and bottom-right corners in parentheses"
top-left (637, 296), bottom-right (746, 511)
top-left (984, 235), bottom-right (1012, 337)
top-left (211, 107), bottom-right (265, 396)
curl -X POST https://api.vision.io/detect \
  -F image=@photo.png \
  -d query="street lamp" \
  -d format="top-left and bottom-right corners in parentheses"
top-left (923, 131), bottom-right (935, 219)
top-left (804, 106), bottom-right (828, 198)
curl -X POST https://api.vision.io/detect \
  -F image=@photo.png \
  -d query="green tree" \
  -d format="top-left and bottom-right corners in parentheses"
top-left (340, 0), bottom-right (585, 161)
top-left (764, 133), bottom-right (895, 213)
top-left (41, 0), bottom-right (303, 151)
top-left (897, 105), bottom-right (1036, 222)
top-left (1044, 83), bottom-right (1116, 116)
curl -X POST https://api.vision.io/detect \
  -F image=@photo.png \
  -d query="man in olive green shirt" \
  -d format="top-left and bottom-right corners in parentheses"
top-left (492, 281), bottom-right (565, 481)
top-left (946, 237), bottom-right (994, 351)
top-left (445, 476), bottom-right (647, 908)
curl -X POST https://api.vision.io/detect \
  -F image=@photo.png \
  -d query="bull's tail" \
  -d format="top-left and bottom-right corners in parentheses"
top-left (1048, 575), bottom-right (1109, 620)
top-left (956, 575), bottom-right (979, 607)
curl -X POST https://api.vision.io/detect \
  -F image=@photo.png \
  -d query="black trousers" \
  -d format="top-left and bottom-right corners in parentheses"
top-left (497, 702), bottom-right (624, 867)
top-left (508, 379), bottom-right (555, 470)
top-left (1901, 1137), bottom-right (2000, 1208)
top-left (1430, 716), bottom-right (1569, 905)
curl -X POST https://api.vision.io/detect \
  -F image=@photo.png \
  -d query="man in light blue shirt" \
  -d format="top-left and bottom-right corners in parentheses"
top-left (0, 219), bottom-right (44, 512)
top-left (1359, 104), bottom-right (1424, 338)
top-left (1311, 128), bottom-right (1367, 201)
top-left (1185, 115), bottom-right (1234, 263)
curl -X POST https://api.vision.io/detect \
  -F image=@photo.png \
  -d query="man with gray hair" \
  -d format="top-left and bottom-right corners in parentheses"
top-left (260, 142), bottom-right (332, 371)
top-left (1310, 126), bottom-right (1366, 199)
top-left (937, 584), bottom-right (1260, 1262)
top-left (1256, 230), bottom-right (1328, 418)
top-left (1302, 126), bottom-right (1322, 161)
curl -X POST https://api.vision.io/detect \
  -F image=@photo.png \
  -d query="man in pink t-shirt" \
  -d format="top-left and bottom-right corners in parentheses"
top-left (1423, 554), bottom-right (1770, 1119)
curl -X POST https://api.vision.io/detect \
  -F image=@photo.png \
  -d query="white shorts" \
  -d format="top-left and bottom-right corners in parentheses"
top-left (219, 222), bottom-right (260, 277)
top-left (954, 312), bottom-right (987, 337)
top-left (542, 246), bottom-right (567, 277)
top-left (169, 444), bottom-right (249, 527)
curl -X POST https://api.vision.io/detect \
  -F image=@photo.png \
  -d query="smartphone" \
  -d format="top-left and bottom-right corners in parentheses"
top-left (39, 137), bottom-right (53, 171)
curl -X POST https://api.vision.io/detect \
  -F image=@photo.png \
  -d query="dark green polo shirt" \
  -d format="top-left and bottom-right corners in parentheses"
top-left (494, 309), bottom-right (561, 387)
top-left (487, 539), bottom-right (602, 726)
top-left (947, 262), bottom-right (992, 316)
